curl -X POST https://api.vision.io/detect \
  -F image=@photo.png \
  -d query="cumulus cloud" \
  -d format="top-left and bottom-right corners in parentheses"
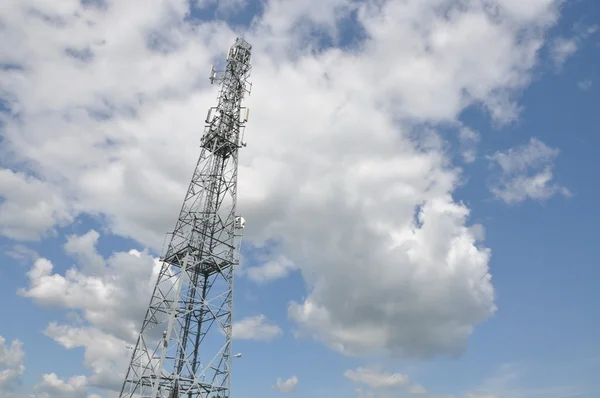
top-left (18, 230), bottom-right (162, 393)
top-left (18, 230), bottom-right (275, 395)
top-left (0, 169), bottom-right (73, 241)
top-left (0, 0), bottom-right (572, 386)
top-left (487, 137), bottom-right (570, 204)
top-left (63, 230), bottom-right (106, 274)
top-left (232, 314), bottom-right (283, 341)
top-left (35, 373), bottom-right (88, 398)
top-left (19, 230), bottom-right (160, 343)
top-left (274, 376), bottom-right (299, 393)
top-left (0, 336), bottom-right (25, 393)
top-left (287, 194), bottom-right (495, 358)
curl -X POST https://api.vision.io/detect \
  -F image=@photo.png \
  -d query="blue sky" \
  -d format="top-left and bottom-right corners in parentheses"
top-left (0, 0), bottom-right (599, 398)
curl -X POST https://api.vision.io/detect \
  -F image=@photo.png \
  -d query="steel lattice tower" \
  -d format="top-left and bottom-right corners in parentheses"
top-left (119, 37), bottom-right (252, 398)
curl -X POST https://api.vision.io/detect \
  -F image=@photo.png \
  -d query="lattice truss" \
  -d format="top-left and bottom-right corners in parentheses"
top-left (119, 37), bottom-right (252, 398)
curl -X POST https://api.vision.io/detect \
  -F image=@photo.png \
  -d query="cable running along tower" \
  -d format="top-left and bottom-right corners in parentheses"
top-left (120, 37), bottom-right (252, 398)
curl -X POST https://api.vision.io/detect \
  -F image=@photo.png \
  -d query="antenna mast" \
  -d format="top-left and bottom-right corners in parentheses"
top-left (119, 37), bottom-right (252, 398)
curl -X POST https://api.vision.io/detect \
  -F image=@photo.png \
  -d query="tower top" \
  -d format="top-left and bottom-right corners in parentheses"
top-left (202, 37), bottom-right (252, 159)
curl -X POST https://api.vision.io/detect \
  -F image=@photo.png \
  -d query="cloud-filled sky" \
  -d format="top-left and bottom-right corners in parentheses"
top-left (0, 0), bottom-right (599, 397)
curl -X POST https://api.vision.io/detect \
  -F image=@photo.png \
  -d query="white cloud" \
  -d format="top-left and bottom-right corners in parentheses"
top-left (497, 0), bottom-right (561, 21)
top-left (0, 169), bottom-right (73, 241)
top-left (344, 367), bottom-right (410, 390)
top-left (17, 231), bottom-right (279, 395)
top-left (274, 376), bottom-right (299, 393)
top-left (0, 336), bottom-right (25, 393)
top-left (19, 230), bottom-right (162, 393)
top-left (63, 230), bottom-right (106, 274)
top-left (549, 22), bottom-right (599, 70)
top-left (244, 255), bottom-right (296, 283)
top-left (42, 323), bottom-right (132, 391)
top-left (488, 137), bottom-right (558, 174)
top-left (0, 0), bottom-right (571, 383)
top-left (35, 373), bottom-right (88, 398)
top-left (345, 367), bottom-right (444, 398)
top-left (232, 314), bottom-right (283, 341)
top-left (347, 362), bottom-right (594, 398)
top-left (490, 169), bottom-right (569, 204)
top-left (487, 137), bottom-right (570, 204)
top-left (549, 37), bottom-right (577, 67)
top-left (4, 244), bottom-right (39, 264)
top-left (459, 127), bottom-right (480, 163)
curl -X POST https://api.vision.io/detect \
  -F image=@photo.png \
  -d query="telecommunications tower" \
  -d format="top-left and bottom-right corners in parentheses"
top-left (119, 37), bottom-right (252, 398)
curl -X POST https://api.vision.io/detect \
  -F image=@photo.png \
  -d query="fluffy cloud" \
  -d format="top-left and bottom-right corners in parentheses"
top-left (18, 230), bottom-right (274, 395)
top-left (274, 376), bottom-right (299, 393)
top-left (18, 230), bottom-right (161, 393)
top-left (35, 373), bottom-right (88, 398)
top-left (232, 314), bottom-right (283, 341)
top-left (0, 169), bottom-right (73, 241)
top-left (287, 193), bottom-right (494, 357)
top-left (0, 0), bottom-right (571, 385)
top-left (0, 339), bottom-right (96, 398)
top-left (487, 137), bottom-right (570, 204)
top-left (0, 336), bottom-right (25, 392)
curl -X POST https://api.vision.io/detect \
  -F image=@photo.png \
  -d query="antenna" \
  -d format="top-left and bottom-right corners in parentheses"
top-left (119, 37), bottom-right (253, 398)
